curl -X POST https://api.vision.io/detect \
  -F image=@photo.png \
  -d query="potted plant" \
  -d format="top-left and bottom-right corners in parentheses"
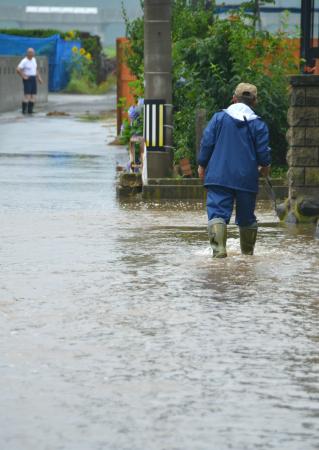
top-left (174, 145), bottom-right (193, 177)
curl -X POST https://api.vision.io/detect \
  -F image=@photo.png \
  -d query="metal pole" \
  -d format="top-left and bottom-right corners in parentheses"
top-left (301, 0), bottom-right (312, 66)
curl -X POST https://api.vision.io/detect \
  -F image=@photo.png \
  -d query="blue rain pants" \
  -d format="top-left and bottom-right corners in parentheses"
top-left (207, 186), bottom-right (257, 227)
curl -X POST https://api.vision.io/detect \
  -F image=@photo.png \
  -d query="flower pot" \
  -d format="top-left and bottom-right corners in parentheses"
top-left (179, 158), bottom-right (193, 177)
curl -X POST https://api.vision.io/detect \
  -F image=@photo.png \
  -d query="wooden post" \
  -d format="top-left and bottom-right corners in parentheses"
top-left (195, 108), bottom-right (207, 161)
top-left (116, 38), bottom-right (136, 136)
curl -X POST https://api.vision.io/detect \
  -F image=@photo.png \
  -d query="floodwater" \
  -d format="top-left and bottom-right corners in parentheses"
top-left (0, 97), bottom-right (319, 450)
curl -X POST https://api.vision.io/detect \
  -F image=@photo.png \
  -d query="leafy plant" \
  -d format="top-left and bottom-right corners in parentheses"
top-left (270, 165), bottom-right (288, 179)
top-left (119, 100), bottom-right (144, 145)
top-left (64, 41), bottom-right (116, 94)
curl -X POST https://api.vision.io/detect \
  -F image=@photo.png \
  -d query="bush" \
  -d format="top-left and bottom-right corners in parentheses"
top-left (124, 1), bottom-right (300, 167)
top-left (64, 33), bottom-right (116, 93)
top-left (74, 32), bottom-right (105, 84)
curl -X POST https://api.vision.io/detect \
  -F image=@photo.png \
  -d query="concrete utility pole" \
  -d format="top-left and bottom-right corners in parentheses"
top-left (144, 0), bottom-right (173, 177)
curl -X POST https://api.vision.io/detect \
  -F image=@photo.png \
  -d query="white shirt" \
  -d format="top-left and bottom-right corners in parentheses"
top-left (18, 57), bottom-right (37, 77)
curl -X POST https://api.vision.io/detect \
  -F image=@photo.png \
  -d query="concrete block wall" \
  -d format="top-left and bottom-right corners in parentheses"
top-left (287, 75), bottom-right (319, 199)
top-left (286, 75), bottom-right (319, 223)
top-left (0, 56), bottom-right (48, 113)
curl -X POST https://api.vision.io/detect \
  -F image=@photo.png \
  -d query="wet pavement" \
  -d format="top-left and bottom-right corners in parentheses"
top-left (0, 95), bottom-right (319, 450)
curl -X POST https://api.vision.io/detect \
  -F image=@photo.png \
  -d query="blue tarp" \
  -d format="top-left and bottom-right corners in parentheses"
top-left (0, 33), bottom-right (81, 91)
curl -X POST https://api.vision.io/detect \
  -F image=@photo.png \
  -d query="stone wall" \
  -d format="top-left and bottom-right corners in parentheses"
top-left (0, 56), bottom-right (48, 113)
top-left (286, 75), bottom-right (319, 223)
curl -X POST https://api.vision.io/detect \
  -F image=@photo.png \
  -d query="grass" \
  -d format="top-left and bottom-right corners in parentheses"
top-left (77, 111), bottom-right (116, 122)
top-left (103, 46), bottom-right (116, 58)
top-left (64, 74), bottom-right (116, 95)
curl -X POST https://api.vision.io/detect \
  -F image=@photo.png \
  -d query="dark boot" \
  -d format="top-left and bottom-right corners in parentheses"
top-left (22, 102), bottom-right (27, 114)
top-left (239, 222), bottom-right (258, 255)
top-left (27, 101), bottom-right (34, 114)
top-left (208, 218), bottom-right (227, 258)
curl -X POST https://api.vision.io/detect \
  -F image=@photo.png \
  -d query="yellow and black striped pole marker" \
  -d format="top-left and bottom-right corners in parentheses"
top-left (144, 99), bottom-right (165, 150)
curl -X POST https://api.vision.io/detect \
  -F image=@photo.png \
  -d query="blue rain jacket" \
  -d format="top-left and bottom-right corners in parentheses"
top-left (198, 103), bottom-right (271, 193)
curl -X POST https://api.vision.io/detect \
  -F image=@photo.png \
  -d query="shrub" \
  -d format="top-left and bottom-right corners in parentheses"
top-left (64, 43), bottom-right (116, 94)
top-left (75, 32), bottom-right (104, 84)
top-left (64, 74), bottom-right (116, 95)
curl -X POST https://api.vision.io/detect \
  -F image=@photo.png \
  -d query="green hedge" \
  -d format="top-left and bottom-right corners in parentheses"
top-left (0, 29), bottom-right (66, 38)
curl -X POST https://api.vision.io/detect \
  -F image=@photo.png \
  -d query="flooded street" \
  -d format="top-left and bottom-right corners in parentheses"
top-left (0, 95), bottom-right (319, 450)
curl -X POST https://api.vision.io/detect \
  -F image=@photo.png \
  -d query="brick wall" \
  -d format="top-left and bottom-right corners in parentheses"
top-left (0, 56), bottom-right (48, 113)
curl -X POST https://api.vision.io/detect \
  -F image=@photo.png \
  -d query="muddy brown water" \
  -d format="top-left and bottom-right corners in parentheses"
top-left (0, 111), bottom-right (318, 450)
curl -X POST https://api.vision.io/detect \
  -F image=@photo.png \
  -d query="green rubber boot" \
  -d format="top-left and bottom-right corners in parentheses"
top-left (208, 218), bottom-right (227, 258)
top-left (239, 222), bottom-right (258, 255)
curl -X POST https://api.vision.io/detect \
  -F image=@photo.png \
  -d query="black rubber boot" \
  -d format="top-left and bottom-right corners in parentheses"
top-left (27, 101), bottom-right (34, 114)
top-left (22, 102), bottom-right (27, 114)
top-left (239, 222), bottom-right (258, 255)
top-left (208, 218), bottom-right (227, 258)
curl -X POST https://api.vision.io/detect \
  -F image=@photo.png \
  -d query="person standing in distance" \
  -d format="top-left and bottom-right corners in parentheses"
top-left (198, 83), bottom-right (271, 258)
top-left (16, 48), bottom-right (43, 114)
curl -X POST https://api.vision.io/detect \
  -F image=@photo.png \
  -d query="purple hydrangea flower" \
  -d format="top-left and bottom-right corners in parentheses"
top-left (128, 105), bottom-right (139, 121)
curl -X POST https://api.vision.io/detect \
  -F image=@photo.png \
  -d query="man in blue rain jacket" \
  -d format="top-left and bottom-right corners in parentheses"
top-left (197, 83), bottom-right (271, 258)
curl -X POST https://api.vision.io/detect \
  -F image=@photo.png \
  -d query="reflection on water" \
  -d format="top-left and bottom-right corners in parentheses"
top-left (0, 119), bottom-right (318, 450)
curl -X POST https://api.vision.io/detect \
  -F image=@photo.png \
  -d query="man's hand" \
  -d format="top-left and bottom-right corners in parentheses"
top-left (198, 165), bottom-right (205, 180)
top-left (259, 165), bottom-right (271, 177)
top-left (17, 68), bottom-right (28, 80)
